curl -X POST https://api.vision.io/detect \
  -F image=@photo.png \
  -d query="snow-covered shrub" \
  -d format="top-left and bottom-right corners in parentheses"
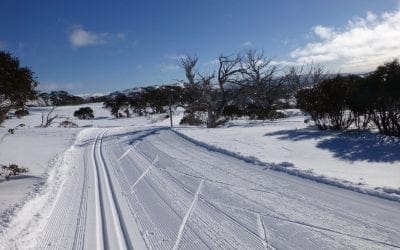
top-left (0, 164), bottom-right (29, 180)
top-left (59, 120), bottom-right (78, 128)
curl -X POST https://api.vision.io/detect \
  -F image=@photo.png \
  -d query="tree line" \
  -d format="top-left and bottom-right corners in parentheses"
top-left (297, 60), bottom-right (400, 137)
top-left (103, 49), bottom-right (400, 138)
top-left (1, 49), bottom-right (399, 137)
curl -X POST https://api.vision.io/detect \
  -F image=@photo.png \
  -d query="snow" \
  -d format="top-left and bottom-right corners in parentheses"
top-left (0, 103), bottom-right (399, 248)
top-left (2, 126), bottom-right (399, 249)
top-left (0, 103), bottom-right (174, 224)
top-left (176, 113), bottom-right (400, 200)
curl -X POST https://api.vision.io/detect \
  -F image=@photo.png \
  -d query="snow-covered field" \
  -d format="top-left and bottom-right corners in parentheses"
top-left (177, 112), bottom-right (400, 200)
top-left (0, 103), bottom-right (399, 249)
top-left (0, 103), bottom-right (178, 222)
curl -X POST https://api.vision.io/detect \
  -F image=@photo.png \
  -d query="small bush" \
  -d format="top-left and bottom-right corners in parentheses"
top-left (14, 109), bottom-right (29, 118)
top-left (180, 111), bottom-right (203, 126)
top-left (246, 104), bottom-right (285, 120)
top-left (73, 107), bottom-right (94, 120)
top-left (297, 75), bottom-right (353, 130)
top-left (0, 164), bottom-right (29, 180)
top-left (59, 120), bottom-right (78, 128)
top-left (296, 60), bottom-right (400, 136)
top-left (0, 107), bottom-right (10, 125)
top-left (223, 105), bottom-right (245, 119)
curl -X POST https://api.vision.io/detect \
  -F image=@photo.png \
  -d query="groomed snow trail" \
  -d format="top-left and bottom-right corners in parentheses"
top-left (2, 127), bottom-right (400, 249)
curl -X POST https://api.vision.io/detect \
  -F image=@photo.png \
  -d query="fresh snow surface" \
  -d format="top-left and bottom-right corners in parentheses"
top-left (0, 103), bottom-right (180, 224)
top-left (177, 113), bottom-right (400, 200)
top-left (0, 104), bottom-right (399, 249)
top-left (0, 126), bottom-right (399, 249)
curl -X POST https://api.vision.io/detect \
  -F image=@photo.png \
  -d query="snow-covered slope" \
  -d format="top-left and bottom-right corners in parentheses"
top-left (0, 104), bottom-right (399, 249)
top-left (0, 103), bottom-right (176, 223)
top-left (1, 127), bottom-right (399, 249)
top-left (176, 113), bottom-right (400, 198)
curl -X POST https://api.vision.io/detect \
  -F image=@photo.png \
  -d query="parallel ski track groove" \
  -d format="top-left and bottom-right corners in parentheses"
top-left (72, 144), bottom-right (90, 249)
top-left (92, 131), bottom-right (107, 249)
top-left (155, 131), bottom-right (399, 235)
top-left (126, 141), bottom-right (211, 249)
top-left (98, 129), bottom-right (133, 250)
top-left (134, 140), bottom-right (266, 248)
top-left (139, 130), bottom-right (400, 249)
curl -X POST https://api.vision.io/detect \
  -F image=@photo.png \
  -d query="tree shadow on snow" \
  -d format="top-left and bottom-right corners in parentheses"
top-left (264, 127), bottom-right (330, 141)
top-left (318, 132), bottom-right (400, 163)
top-left (265, 128), bottom-right (400, 163)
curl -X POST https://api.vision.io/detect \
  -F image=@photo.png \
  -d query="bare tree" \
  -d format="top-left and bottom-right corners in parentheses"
top-left (180, 55), bottom-right (198, 86)
top-left (240, 49), bottom-right (287, 113)
top-left (285, 63), bottom-right (327, 96)
top-left (180, 54), bottom-right (243, 127)
top-left (39, 107), bottom-right (59, 128)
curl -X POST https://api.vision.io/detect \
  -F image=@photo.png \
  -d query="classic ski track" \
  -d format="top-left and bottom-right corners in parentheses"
top-left (96, 129), bottom-right (132, 250)
top-left (173, 180), bottom-right (203, 250)
top-left (152, 131), bottom-right (400, 234)
top-left (134, 141), bottom-right (268, 248)
top-left (125, 146), bottom-right (211, 249)
top-left (171, 130), bottom-right (400, 212)
top-left (136, 130), bottom-right (400, 248)
top-left (104, 134), bottom-right (207, 249)
top-left (92, 131), bottom-right (107, 249)
top-left (72, 143), bottom-right (90, 250)
top-left (132, 141), bottom-right (261, 248)
top-left (12, 127), bottom-right (399, 249)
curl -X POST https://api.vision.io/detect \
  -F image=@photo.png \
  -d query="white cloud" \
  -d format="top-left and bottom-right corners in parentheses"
top-left (313, 26), bottom-right (336, 39)
top-left (160, 63), bottom-right (179, 72)
top-left (69, 26), bottom-right (107, 48)
top-left (270, 60), bottom-right (301, 66)
top-left (290, 9), bottom-right (400, 72)
top-left (39, 82), bottom-right (82, 92)
top-left (242, 41), bottom-right (253, 47)
top-left (164, 53), bottom-right (186, 60)
top-left (116, 33), bottom-right (126, 40)
top-left (203, 59), bottom-right (219, 66)
top-left (68, 26), bottom-right (125, 48)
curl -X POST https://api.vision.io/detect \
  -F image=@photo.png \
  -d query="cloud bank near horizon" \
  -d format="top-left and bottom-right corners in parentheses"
top-left (290, 9), bottom-right (400, 73)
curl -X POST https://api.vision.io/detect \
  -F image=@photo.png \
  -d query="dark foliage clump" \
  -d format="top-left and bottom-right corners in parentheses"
top-left (245, 104), bottom-right (285, 120)
top-left (180, 110), bottom-right (203, 126)
top-left (74, 107), bottom-right (94, 119)
top-left (38, 91), bottom-right (84, 106)
top-left (297, 75), bottom-right (354, 130)
top-left (297, 60), bottom-right (400, 137)
top-left (104, 94), bottom-right (130, 118)
top-left (0, 51), bottom-right (38, 125)
top-left (0, 107), bottom-right (10, 124)
top-left (14, 109), bottom-right (29, 118)
top-left (0, 164), bottom-right (29, 180)
top-left (59, 120), bottom-right (78, 128)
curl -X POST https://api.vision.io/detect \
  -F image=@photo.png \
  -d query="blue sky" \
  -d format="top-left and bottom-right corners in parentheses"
top-left (1, 0), bottom-right (399, 94)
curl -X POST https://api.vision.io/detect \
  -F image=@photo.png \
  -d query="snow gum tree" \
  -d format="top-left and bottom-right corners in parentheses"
top-left (0, 51), bottom-right (38, 123)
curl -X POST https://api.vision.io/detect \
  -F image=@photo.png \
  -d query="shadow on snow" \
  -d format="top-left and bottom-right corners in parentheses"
top-left (265, 128), bottom-right (400, 163)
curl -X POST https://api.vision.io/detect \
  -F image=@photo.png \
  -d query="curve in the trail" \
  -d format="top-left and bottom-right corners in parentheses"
top-left (3, 127), bottom-right (399, 250)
